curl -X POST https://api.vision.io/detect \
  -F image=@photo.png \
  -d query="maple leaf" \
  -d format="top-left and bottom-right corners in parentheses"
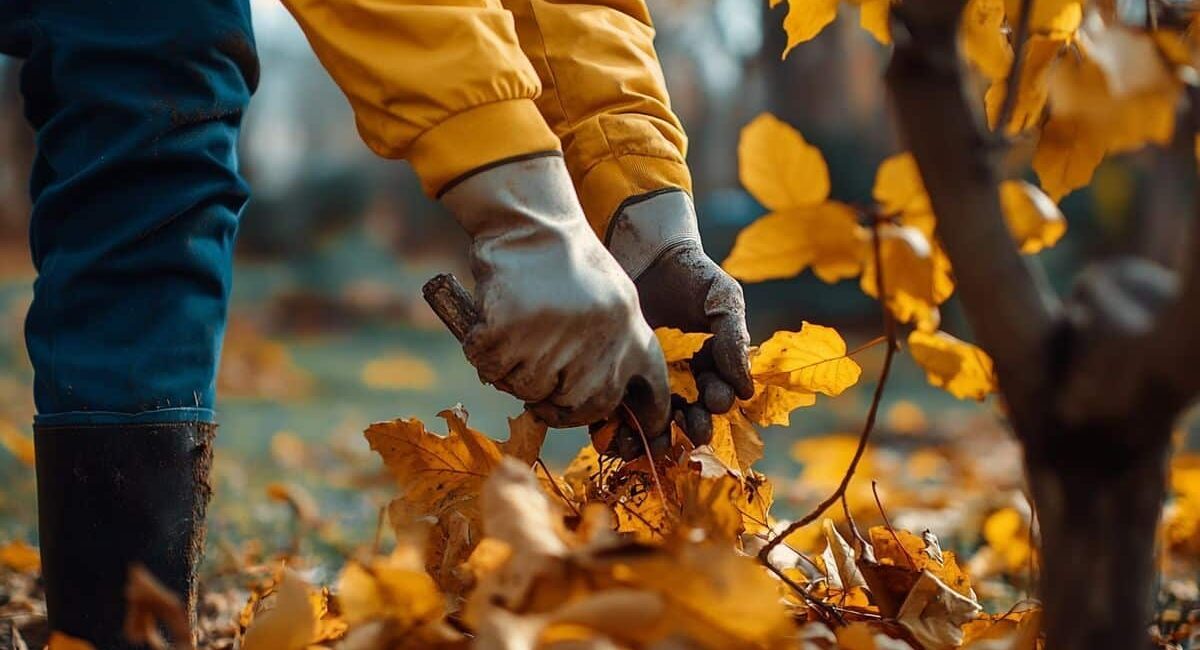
top-left (741, 323), bottom-right (863, 426)
top-left (737, 113), bottom-right (830, 210)
top-left (907, 330), bottom-right (997, 401)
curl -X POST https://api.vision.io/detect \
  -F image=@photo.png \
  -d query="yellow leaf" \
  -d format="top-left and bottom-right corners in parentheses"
top-left (740, 383), bottom-right (816, 427)
top-left (365, 406), bottom-right (504, 585)
top-left (0, 539), bottom-right (40, 573)
top-left (985, 36), bottom-right (1062, 134)
top-left (361, 351), bottom-right (437, 391)
top-left (669, 364), bottom-right (700, 402)
top-left (499, 409), bottom-right (548, 465)
top-left (710, 410), bottom-right (764, 472)
top-left (791, 434), bottom-right (873, 493)
top-left (983, 507), bottom-right (1033, 572)
top-left (672, 468), bottom-right (746, 543)
top-left (47, 633), bottom-right (95, 650)
top-left (610, 543), bottom-right (795, 647)
top-left (782, 0), bottom-right (840, 58)
top-left (241, 570), bottom-right (319, 650)
top-left (0, 420), bottom-right (34, 467)
top-left (1033, 115), bottom-right (1107, 201)
top-left (336, 550), bottom-right (443, 627)
top-left (873, 153), bottom-right (930, 218)
top-left (961, 0), bottom-right (1012, 81)
top-left (738, 113), bottom-right (830, 210)
top-left (654, 328), bottom-right (712, 363)
top-left (723, 202), bottom-right (868, 283)
top-left (907, 330), bottom-right (997, 400)
top-left (750, 323), bottom-right (863, 396)
top-left (855, 0), bottom-right (892, 45)
top-left (868, 527), bottom-right (974, 596)
top-left (861, 225), bottom-right (954, 327)
top-left (1000, 180), bottom-right (1066, 253)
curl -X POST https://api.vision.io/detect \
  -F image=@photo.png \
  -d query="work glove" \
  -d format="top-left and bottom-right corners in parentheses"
top-left (608, 190), bottom-right (754, 447)
top-left (440, 155), bottom-right (672, 437)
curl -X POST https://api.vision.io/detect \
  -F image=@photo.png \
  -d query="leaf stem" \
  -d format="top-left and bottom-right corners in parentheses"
top-left (996, 0), bottom-right (1035, 136)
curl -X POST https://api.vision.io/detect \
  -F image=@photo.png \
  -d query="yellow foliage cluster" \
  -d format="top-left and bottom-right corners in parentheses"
top-left (725, 115), bottom-right (1015, 401)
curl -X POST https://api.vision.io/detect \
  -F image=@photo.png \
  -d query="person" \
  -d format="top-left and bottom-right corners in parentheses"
top-left (0, 0), bottom-right (751, 645)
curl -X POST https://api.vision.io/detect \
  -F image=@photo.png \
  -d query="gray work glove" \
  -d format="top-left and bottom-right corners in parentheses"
top-left (608, 190), bottom-right (754, 448)
top-left (440, 155), bottom-right (671, 436)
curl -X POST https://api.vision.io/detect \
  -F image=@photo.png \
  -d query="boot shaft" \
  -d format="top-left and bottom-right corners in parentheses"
top-left (35, 422), bottom-right (215, 649)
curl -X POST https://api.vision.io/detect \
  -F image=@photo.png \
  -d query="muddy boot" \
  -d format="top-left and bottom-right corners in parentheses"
top-left (34, 422), bottom-right (216, 649)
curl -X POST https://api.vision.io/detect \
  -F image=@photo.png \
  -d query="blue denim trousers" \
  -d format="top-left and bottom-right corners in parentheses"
top-left (0, 0), bottom-right (257, 426)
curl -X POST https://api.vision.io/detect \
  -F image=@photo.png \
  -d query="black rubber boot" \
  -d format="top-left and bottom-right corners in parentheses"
top-left (34, 422), bottom-right (216, 649)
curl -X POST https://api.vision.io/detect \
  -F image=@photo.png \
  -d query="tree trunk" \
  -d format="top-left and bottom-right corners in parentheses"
top-left (1026, 425), bottom-right (1171, 650)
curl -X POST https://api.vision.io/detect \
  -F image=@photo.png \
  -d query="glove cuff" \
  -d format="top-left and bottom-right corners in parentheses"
top-left (439, 153), bottom-right (586, 239)
top-left (606, 190), bottom-right (701, 280)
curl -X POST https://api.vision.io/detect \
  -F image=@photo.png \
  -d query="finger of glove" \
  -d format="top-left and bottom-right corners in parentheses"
top-left (623, 339), bottom-right (672, 437)
top-left (708, 312), bottom-right (754, 400)
top-left (464, 325), bottom-right (520, 386)
top-left (683, 402), bottom-right (714, 445)
top-left (696, 371), bottom-right (736, 414)
top-left (499, 359), bottom-right (563, 404)
top-left (705, 277), bottom-right (754, 400)
top-left (529, 377), bottom-right (624, 429)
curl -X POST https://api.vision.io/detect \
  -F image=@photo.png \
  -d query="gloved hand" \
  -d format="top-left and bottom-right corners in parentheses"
top-left (608, 190), bottom-right (754, 446)
top-left (440, 155), bottom-right (671, 436)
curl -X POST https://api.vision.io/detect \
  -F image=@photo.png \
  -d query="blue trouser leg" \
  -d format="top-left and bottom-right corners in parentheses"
top-left (0, 0), bottom-right (258, 425)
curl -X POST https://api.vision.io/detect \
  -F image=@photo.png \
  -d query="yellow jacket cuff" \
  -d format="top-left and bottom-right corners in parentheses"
top-left (409, 99), bottom-right (561, 198)
top-left (577, 155), bottom-right (693, 238)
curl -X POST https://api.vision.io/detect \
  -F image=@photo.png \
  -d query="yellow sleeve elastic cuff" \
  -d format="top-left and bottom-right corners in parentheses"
top-left (576, 155), bottom-right (693, 238)
top-left (408, 99), bottom-right (562, 198)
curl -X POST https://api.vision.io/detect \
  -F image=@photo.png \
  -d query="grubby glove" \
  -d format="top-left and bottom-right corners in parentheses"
top-left (608, 190), bottom-right (754, 445)
top-left (440, 155), bottom-right (671, 436)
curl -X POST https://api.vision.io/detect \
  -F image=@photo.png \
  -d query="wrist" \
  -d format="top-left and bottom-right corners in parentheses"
top-left (605, 189), bottom-right (701, 280)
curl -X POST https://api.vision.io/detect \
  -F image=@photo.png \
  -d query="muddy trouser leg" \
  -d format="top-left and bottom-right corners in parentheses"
top-left (0, 0), bottom-right (257, 645)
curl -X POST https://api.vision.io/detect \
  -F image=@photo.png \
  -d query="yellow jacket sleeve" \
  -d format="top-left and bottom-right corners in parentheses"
top-left (279, 0), bottom-right (562, 197)
top-left (502, 0), bottom-right (693, 236)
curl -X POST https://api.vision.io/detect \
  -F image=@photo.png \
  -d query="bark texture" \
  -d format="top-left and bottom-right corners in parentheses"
top-left (884, 0), bottom-right (1200, 647)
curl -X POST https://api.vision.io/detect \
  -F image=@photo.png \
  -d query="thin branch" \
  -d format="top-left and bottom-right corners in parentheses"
top-left (758, 219), bottom-right (899, 564)
top-left (872, 480), bottom-right (916, 569)
top-left (536, 457), bottom-right (582, 517)
top-left (886, 0), bottom-right (1062, 432)
top-left (995, 0), bottom-right (1034, 135)
top-left (760, 560), bottom-right (845, 626)
top-left (620, 403), bottom-right (669, 518)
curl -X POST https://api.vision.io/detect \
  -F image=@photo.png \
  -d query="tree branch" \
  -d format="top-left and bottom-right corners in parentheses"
top-left (1152, 82), bottom-right (1200, 404)
top-left (884, 0), bottom-right (1062, 428)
